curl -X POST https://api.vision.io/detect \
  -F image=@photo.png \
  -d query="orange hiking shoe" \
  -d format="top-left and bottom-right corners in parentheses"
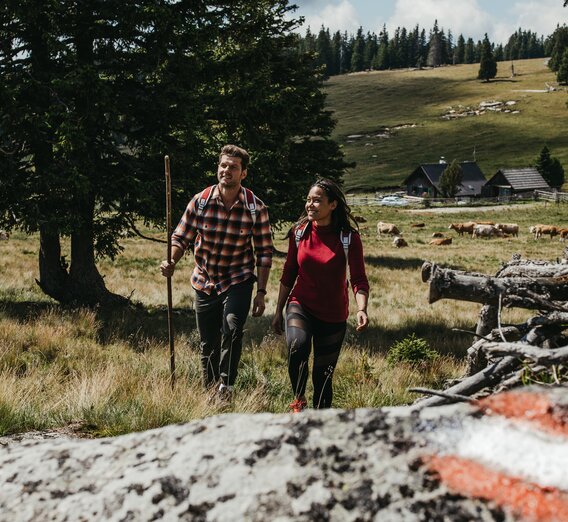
top-left (289, 396), bottom-right (307, 413)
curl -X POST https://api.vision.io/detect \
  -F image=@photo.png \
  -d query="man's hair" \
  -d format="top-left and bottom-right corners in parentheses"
top-left (219, 144), bottom-right (250, 170)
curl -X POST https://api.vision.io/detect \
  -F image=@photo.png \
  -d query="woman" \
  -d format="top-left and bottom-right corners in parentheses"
top-left (272, 178), bottom-right (370, 412)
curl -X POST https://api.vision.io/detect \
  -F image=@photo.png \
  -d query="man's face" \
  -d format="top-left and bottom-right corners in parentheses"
top-left (217, 155), bottom-right (247, 189)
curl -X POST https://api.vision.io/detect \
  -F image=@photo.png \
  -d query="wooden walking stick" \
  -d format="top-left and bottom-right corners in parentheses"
top-left (165, 155), bottom-right (176, 388)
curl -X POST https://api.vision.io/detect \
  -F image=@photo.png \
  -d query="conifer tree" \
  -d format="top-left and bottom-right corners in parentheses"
top-left (478, 34), bottom-right (497, 81)
top-left (558, 48), bottom-right (568, 84)
top-left (439, 160), bottom-right (463, 198)
top-left (535, 146), bottom-right (565, 188)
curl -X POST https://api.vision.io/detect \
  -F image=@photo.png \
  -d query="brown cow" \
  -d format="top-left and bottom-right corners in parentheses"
top-left (495, 223), bottom-right (519, 237)
top-left (411, 223), bottom-right (425, 228)
top-left (431, 232), bottom-right (445, 238)
top-left (559, 228), bottom-right (568, 241)
top-left (377, 221), bottom-right (400, 237)
top-left (354, 215), bottom-right (367, 223)
top-left (429, 237), bottom-right (452, 245)
top-left (448, 222), bottom-right (476, 236)
top-left (531, 224), bottom-right (559, 240)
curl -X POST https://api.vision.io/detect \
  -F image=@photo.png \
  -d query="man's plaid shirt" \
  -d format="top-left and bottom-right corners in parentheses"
top-left (172, 185), bottom-right (273, 294)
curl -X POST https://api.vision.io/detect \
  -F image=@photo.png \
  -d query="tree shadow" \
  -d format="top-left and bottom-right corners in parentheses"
top-left (0, 299), bottom-right (197, 353)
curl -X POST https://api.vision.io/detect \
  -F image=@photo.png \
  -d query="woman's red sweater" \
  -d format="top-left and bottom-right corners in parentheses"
top-left (280, 222), bottom-right (370, 323)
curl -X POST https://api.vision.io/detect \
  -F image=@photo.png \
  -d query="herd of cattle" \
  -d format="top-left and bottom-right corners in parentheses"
top-left (375, 220), bottom-right (568, 247)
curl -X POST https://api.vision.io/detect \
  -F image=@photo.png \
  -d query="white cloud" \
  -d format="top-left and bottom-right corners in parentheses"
top-left (295, 0), bottom-right (361, 34)
top-left (387, 0), bottom-right (566, 44)
top-left (508, 0), bottom-right (567, 38)
top-left (388, 0), bottom-right (493, 41)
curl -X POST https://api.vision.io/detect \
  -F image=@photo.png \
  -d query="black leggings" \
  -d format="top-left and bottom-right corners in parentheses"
top-left (285, 302), bottom-right (346, 409)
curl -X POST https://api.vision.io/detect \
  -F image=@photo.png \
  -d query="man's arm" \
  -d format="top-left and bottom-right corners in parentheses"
top-left (251, 265), bottom-right (270, 317)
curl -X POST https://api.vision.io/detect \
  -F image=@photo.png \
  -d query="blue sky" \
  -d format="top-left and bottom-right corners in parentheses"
top-left (291, 0), bottom-right (567, 44)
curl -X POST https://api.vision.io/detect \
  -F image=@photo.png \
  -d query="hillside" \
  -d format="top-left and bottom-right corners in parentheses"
top-left (325, 58), bottom-right (568, 192)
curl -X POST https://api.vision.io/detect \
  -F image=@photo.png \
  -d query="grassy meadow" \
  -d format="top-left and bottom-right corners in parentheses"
top-left (1, 200), bottom-right (567, 437)
top-left (325, 58), bottom-right (568, 191)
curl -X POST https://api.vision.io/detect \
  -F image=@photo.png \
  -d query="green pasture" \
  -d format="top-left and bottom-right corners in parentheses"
top-left (325, 58), bottom-right (568, 191)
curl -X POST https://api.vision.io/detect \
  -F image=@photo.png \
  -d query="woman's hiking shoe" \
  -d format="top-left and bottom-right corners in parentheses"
top-left (289, 397), bottom-right (307, 413)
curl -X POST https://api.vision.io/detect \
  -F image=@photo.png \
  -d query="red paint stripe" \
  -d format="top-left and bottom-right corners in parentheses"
top-left (426, 455), bottom-right (568, 522)
top-left (477, 391), bottom-right (568, 437)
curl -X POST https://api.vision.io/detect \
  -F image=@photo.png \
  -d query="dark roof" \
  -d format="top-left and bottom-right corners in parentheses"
top-left (487, 167), bottom-right (550, 191)
top-left (403, 161), bottom-right (487, 196)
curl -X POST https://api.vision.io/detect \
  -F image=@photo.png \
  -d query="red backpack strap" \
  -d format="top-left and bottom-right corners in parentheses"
top-left (242, 187), bottom-right (257, 226)
top-left (196, 185), bottom-right (215, 216)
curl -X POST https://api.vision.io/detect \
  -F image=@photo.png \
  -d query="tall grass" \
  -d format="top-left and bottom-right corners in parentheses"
top-left (0, 201), bottom-right (566, 436)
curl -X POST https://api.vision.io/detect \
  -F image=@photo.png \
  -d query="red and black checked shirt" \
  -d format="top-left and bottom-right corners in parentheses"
top-left (171, 185), bottom-right (273, 294)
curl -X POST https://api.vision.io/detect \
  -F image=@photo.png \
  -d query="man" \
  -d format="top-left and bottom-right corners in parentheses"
top-left (161, 144), bottom-right (273, 399)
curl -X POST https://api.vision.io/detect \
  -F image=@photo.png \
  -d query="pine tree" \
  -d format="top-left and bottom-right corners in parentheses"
top-left (478, 34), bottom-right (497, 81)
top-left (439, 160), bottom-right (463, 198)
top-left (350, 27), bottom-right (365, 71)
top-left (0, 0), bottom-right (349, 304)
top-left (535, 146), bottom-right (565, 188)
top-left (427, 20), bottom-right (442, 67)
top-left (454, 34), bottom-right (465, 64)
top-left (464, 38), bottom-right (475, 63)
top-left (558, 48), bottom-right (568, 84)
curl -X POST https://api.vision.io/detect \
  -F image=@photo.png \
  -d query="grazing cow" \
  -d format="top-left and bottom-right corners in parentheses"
top-left (431, 232), bottom-right (445, 238)
top-left (0, 230), bottom-right (8, 240)
top-left (495, 223), bottom-right (519, 237)
top-left (354, 215), bottom-right (367, 223)
top-left (411, 223), bottom-right (425, 228)
top-left (559, 228), bottom-right (568, 241)
top-left (448, 222), bottom-right (476, 236)
top-left (377, 221), bottom-right (400, 237)
top-left (472, 224), bottom-right (503, 239)
top-left (429, 237), bottom-right (452, 246)
top-left (531, 224), bottom-right (559, 240)
top-left (392, 236), bottom-right (408, 248)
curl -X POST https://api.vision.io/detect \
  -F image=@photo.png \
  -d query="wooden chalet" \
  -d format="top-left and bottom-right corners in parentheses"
top-left (482, 168), bottom-right (550, 198)
top-left (403, 161), bottom-right (487, 198)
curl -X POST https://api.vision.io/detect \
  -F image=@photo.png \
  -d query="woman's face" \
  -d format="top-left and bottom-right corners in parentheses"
top-left (305, 185), bottom-right (337, 225)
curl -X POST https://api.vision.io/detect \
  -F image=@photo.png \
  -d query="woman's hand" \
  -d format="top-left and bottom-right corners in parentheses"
top-left (272, 312), bottom-right (284, 335)
top-left (356, 310), bottom-right (369, 332)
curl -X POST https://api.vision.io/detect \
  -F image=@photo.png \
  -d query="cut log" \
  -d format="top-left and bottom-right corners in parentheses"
top-left (422, 262), bottom-right (568, 310)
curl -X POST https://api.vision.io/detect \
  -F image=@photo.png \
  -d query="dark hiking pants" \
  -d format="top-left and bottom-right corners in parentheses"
top-left (194, 278), bottom-right (254, 387)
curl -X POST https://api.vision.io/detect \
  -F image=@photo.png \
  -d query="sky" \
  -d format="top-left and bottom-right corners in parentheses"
top-left (291, 0), bottom-right (567, 44)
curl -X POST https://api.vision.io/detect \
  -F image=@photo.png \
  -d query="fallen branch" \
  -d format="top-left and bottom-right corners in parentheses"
top-left (483, 342), bottom-right (568, 365)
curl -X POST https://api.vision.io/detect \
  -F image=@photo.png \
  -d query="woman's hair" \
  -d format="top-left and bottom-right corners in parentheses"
top-left (292, 177), bottom-right (359, 235)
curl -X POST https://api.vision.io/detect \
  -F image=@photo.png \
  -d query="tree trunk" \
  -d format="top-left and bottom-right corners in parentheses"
top-left (422, 262), bottom-right (568, 311)
top-left (37, 226), bottom-right (69, 301)
top-left (67, 198), bottom-right (126, 306)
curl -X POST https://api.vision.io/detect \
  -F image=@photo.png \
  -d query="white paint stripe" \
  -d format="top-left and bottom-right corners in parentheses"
top-left (426, 416), bottom-right (568, 491)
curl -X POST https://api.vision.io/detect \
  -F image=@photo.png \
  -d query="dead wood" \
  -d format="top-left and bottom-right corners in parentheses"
top-left (422, 262), bottom-right (568, 310)
top-left (416, 256), bottom-right (568, 407)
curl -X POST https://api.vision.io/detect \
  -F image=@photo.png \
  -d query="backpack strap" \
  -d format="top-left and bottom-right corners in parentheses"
top-left (242, 187), bottom-right (257, 227)
top-left (340, 230), bottom-right (352, 282)
top-left (294, 222), bottom-right (310, 249)
top-left (196, 185), bottom-right (215, 216)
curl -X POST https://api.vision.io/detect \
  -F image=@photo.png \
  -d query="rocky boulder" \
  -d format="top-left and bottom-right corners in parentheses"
top-left (0, 386), bottom-right (567, 521)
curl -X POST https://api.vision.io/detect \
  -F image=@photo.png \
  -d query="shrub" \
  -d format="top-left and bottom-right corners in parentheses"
top-left (387, 334), bottom-right (439, 366)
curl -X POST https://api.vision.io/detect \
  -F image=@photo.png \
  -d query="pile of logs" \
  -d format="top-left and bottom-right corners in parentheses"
top-left (415, 252), bottom-right (568, 407)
